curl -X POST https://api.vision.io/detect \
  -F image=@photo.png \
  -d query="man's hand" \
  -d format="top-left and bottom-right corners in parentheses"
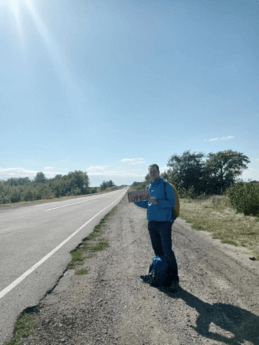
top-left (150, 197), bottom-right (158, 205)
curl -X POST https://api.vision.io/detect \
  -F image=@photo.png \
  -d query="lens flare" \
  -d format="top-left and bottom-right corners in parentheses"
top-left (2, 0), bottom-right (86, 113)
top-left (0, 0), bottom-right (23, 43)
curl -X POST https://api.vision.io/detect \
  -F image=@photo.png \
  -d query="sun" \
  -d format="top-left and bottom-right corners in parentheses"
top-left (0, 0), bottom-right (35, 43)
top-left (0, 0), bottom-right (32, 16)
top-left (0, 0), bottom-right (25, 41)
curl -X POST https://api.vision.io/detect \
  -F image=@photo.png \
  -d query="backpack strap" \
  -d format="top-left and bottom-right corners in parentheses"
top-left (163, 182), bottom-right (173, 223)
top-left (163, 181), bottom-right (168, 199)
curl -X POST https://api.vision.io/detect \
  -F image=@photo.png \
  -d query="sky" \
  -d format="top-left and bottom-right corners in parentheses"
top-left (0, 0), bottom-right (258, 187)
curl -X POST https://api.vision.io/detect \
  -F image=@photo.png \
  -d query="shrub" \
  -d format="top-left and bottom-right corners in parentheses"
top-left (41, 192), bottom-right (54, 199)
top-left (10, 189), bottom-right (22, 203)
top-left (227, 183), bottom-right (259, 216)
top-left (0, 194), bottom-right (10, 204)
top-left (181, 186), bottom-right (196, 199)
top-left (22, 189), bottom-right (34, 201)
top-left (70, 187), bottom-right (81, 196)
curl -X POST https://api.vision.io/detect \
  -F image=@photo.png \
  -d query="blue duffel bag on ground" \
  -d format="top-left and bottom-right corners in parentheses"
top-left (140, 256), bottom-right (168, 286)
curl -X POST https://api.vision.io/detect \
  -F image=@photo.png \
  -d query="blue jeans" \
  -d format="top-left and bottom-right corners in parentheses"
top-left (148, 220), bottom-right (179, 281)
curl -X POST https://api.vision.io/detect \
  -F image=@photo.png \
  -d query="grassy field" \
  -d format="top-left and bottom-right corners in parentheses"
top-left (179, 196), bottom-right (259, 260)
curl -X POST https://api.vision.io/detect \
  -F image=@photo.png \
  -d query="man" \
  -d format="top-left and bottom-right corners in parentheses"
top-left (134, 164), bottom-right (180, 292)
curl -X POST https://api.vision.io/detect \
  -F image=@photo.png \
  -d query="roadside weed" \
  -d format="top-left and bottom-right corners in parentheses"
top-left (75, 268), bottom-right (88, 275)
top-left (4, 313), bottom-right (36, 345)
top-left (90, 240), bottom-right (109, 252)
top-left (68, 248), bottom-right (84, 269)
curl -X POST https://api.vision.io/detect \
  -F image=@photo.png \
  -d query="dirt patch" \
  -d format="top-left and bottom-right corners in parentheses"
top-left (17, 195), bottom-right (259, 345)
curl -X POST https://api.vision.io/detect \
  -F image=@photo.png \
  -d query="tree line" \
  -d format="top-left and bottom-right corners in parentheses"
top-left (131, 149), bottom-right (255, 196)
top-left (0, 171), bottom-right (117, 205)
top-left (100, 180), bottom-right (115, 190)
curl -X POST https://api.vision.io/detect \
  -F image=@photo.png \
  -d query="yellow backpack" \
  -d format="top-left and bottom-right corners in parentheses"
top-left (163, 182), bottom-right (180, 219)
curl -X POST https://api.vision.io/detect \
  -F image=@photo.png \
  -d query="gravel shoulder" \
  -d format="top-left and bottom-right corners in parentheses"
top-left (16, 195), bottom-right (259, 345)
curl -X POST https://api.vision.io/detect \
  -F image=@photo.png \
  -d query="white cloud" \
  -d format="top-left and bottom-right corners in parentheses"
top-left (221, 136), bottom-right (234, 140)
top-left (44, 166), bottom-right (55, 171)
top-left (86, 165), bottom-right (145, 178)
top-left (0, 167), bottom-right (63, 180)
top-left (87, 165), bottom-right (109, 172)
top-left (208, 136), bottom-right (234, 142)
top-left (121, 158), bottom-right (145, 165)
top-left (0, 168), bottom-right (37, 179)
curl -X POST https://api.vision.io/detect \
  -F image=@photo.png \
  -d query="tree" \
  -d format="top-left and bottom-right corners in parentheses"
top-left (34, 172), bottom-right (47, 184)
top-left (100, 181), bottom-right (107, 190)
top-left (54, 174), bottom-right (63, 180)
top-left (109, 180), bottom-right (115, 187)
top-left (166, 150), bottom-right (250, 195)
top-left (167, 150), bottom-right (206, 194)
top-left (205, 150), bottom-right (250, 193)
top-left (66, 171), bottom-right (89, 194)
top-left (5, 177), bottom-right (30, 186)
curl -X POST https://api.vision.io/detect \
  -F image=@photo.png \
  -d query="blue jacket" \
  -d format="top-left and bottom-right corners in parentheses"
top-left (134, 177), bottom-right (176, 221)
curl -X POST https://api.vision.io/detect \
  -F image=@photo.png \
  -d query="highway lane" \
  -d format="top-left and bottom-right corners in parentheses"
top-left (0, 188), bottom-right (127, 344)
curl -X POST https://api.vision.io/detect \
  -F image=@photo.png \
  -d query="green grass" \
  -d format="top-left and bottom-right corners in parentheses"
top-left (75, 268), bottom-right (88, 275)
top-left (192, 225), bottom-right (204, 230)
top-left (90, 240), bottom-right (109, 252)
top-left (68, 248), bottom-right (84, 269)
top-left (86, 253), bottom-right (95, 258)
top-left (180, 196), bottom-right (259, 260)
top-left (4, 313), bottom-right (36, 345)
top-left (221, 240), bottom-right (238, 246)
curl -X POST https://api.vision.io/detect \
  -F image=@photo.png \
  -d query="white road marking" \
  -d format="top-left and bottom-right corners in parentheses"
top-left (0, 193), bottom-right (124, 300)
top-left (45, 190), bottom-right (121, 211)
top-left (45, 195), bottom-right (104, 211)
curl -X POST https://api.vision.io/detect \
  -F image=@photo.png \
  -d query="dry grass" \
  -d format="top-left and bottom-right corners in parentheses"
top-left (180, 195), bottom-right (259, 260)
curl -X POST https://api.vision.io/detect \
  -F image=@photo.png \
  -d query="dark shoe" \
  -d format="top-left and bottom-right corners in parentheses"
top-left (140, 275), bottom-right (152, 284)
top-left (169, 280), bottom-right (180, 293)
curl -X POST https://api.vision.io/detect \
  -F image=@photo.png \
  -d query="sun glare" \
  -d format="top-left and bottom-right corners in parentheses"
top-left (0, 0), bottom-right (24, 42)
top-left (1, 0), bottom-right (84, 111)
top-left (0, 0), bottom-right (19, 10)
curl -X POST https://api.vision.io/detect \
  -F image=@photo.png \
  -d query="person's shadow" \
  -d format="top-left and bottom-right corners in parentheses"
top-left (159, 286), bottom-right (259, 345)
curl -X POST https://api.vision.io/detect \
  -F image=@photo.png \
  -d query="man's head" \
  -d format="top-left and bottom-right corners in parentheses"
top-left (148, 164), bottom-right (160, 181)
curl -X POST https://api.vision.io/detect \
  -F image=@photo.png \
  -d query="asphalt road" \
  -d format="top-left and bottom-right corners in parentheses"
top-left (0, 188), bottom-right (127, 345)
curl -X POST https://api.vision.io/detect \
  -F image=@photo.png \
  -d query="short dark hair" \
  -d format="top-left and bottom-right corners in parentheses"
top-left (148, 164), bottom-right (159, 172)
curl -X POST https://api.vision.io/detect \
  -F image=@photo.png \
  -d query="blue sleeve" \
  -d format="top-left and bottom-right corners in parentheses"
top-left (158, 183), bottom-right (176, 208)
top-left (134, 201), bottom-right (148, 209)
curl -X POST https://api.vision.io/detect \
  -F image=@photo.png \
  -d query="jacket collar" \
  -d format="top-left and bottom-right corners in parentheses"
top-left (150, 177), bottom-right (163, 185)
